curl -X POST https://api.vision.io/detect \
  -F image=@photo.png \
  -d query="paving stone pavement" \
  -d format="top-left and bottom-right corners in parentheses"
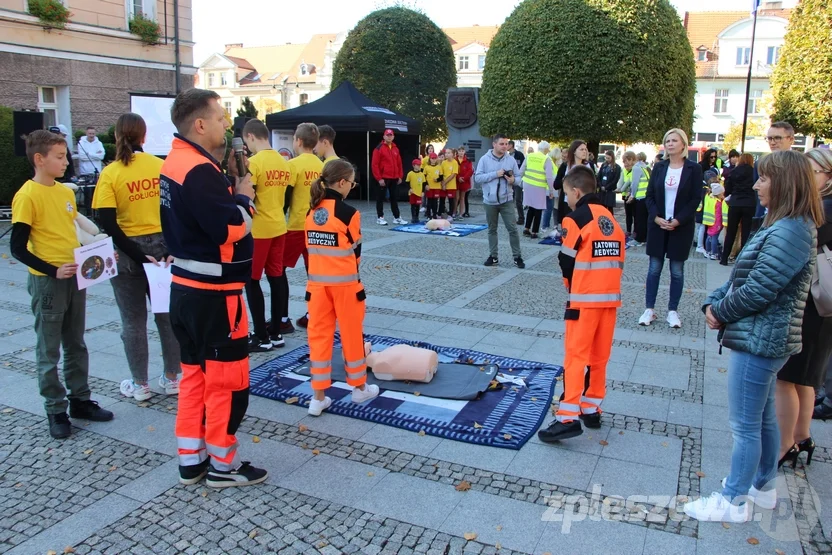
top-left (0, 201), bottom-right (830, 555)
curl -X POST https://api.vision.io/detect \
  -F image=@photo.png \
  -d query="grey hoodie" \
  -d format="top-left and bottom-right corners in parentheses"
top-left (474, 149), bottom-right (520, 206)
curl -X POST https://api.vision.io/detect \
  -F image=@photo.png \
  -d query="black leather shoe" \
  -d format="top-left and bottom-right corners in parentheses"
top-left (69, 400), bottom-right (114, 422)
top-left (179, 458), bottom-right (210, 485)
top-left (813, 403), bottom-right (832, 421)
top-left (47, 413), bottom-right (71, 439)
top-left (579, 413), bottom-right (601, 429)
top-left (538, 420), bottom-right (583, 443)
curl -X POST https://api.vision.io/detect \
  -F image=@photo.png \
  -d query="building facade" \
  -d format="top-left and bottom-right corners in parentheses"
top-left (684, 4), bottom-right (791, 149)
top-left (0, 0), bottom-right (194, 133)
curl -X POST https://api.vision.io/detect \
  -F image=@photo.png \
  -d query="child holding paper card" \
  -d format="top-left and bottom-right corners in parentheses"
top-left (92, 113), bottom-right (181, 402)
top-left (11, 130), bottom-right (114, 439)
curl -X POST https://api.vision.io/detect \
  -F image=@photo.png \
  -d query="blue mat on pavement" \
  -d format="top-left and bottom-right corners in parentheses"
top-left (250, 334), bottom-right (562, 450)
top-left (538, 236), bottom-right (562, 246)
top-left (389, 222), bottom-right (487, 237)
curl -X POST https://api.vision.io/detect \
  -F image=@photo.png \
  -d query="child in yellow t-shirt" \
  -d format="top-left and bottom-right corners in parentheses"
top-left (440, 149), bottom-right (459, 217)
top-left (11, 130), bottom-right (114, 439)
top-left (423, 153), bottom-right (443, 219)
top-left (405, 158), bottom-right (427, 224)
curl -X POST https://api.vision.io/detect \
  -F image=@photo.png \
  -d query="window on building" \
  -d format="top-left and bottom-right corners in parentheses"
top-left (299, 93), bottom-right (309, 105)
top-left (37, 86), bottom-right (58, 128)
top-left (747, 89), bottom-right (763, 114)
top-left (478, 55), bottom-right (486, 70)
top-left (128, 0), bottom-right (155, 19)
top-left (766, 46), bottom-right (781, 65)
top-left (697, 50), bottom-right (708, 62)
top-left (208, 72), bottom-right (215, 87)
top-left (457, 56), bottom-right (469, 70)
top-left (736, 47), bottom-right (751, 66)
top-left (714, 89), bottom-right (729, 113)
top-left (220, 73), bottom-right (228, 86)
top-left (224, 102), bottom-right (232, 115)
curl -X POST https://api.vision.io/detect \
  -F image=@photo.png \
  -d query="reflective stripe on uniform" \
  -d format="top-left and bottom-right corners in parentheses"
top-left (206, 441), bottom-right (238, 459)
top-left (309, 360), bottom-right (330, 369)
top-left (345, 358), bottom-right (366, 369)
top-left (568, 293), bottom-right (621, 303)
top-left (558, 402), bottom-right (580, 412)
top-left (174, 258), bottom-right (223, 277)
top-left (310, 374), bottom-right (330, 382)
top-left (581, 396), bottom-right (603, 405)
top-left (346, 369), bottom-right (367, 381)
top-left (178, 452), bottom-right (208, 466)
top-left (177, 437), bottom-right (207, 450)
top-left (208, 452), bottom-right (240, 472)
top-left (573, 261), bottom-right (624, 270)
top-left (581, 406), bottom-right (599, 415)
top-left (560, 246), bottom-right (578, 257)
top-left (307, 247), bottom-right (355, 257)
top-left (307, 273), bottom-right (360, 284)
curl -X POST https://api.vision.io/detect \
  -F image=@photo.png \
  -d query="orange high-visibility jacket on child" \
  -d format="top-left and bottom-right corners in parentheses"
top-left (556, 195), bottom-right (625, 423)
top-left (305, 188), bottom-right (367, 390)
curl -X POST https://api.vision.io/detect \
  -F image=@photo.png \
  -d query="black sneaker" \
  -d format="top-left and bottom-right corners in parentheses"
top-left (297, 314), bottom-right (309, 328)
top-left (279, 319), bottom-right (295, 335)
top-left (179, 458), bottom-right (210, 485)
top-left (516, 218), bottom-right (524, 225)
top-left (514, 257), bottom-right (526, 269)
top-left (248, 335), bottom-right (273, 353)
top-left (206, 461), bottom-right (268, 488)
top-left (69, 400), bottom-right (114, 422)
top-left (523, 229), bottom-right (531, 237)
top-left (47, 412), bottom-right (71, 439)
top-left (538, 420), bottom-right (583, 443)
top-left (270, 333), bottom-right (285, 348)
top-left (484, 256), bottom-right (499, 267)
top-left (579, 412), bottom-right (601, 429)
top-left (463, 213), bottom-right (470, 218)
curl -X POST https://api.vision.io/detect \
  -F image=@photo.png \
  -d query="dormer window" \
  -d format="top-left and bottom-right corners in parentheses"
top-left (300, 62), bottom-right (308, 76)
top-left (697, 46), bottom-right (709, 62)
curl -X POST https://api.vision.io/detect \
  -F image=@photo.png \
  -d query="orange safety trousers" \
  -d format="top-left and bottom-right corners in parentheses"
top-left (306, 282), bottom-right (367, 390)
top-left (170, 286), bottom-right (250, 472)
top-left (556, 307), bottom-right (617, 423)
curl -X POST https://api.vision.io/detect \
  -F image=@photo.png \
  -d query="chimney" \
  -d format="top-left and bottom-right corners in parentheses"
top-left (225, 43), bottom-right (243, 51)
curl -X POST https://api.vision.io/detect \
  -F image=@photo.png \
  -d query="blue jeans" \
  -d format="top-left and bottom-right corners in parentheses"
top-left (645, 257), bottom-right (684, 311)
top-left (705, 234), bottom-right (720, 256)
top-left (722, 350), bottom-right (788, 500)
top-left (542, 196), bottom-right (555, 229)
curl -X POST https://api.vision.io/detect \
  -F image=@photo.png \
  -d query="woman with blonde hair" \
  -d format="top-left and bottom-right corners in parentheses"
top-left (685, 150), bottom-right (824, 522)
top-left (639, 129), bottom-right (703, 329)
top-left (775, 148), bottom-right (832, 459)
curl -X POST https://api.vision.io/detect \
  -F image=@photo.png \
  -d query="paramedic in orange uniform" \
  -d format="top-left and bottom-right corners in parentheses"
top-left (160, 89), bottom-right (268, 487)
top-left (538, 165), bottom-right (625, 442)
top-left (304, 159), bottom-right (380, 417)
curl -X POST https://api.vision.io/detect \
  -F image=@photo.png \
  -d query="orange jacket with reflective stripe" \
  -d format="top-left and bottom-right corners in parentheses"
top-left (558, 196), bottom-right (625, 309)
top-left (305, 188), bottom-right (362, 286)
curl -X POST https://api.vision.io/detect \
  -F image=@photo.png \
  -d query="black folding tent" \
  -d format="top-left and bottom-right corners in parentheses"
top-left (265, 81), bottom-right (421, 201)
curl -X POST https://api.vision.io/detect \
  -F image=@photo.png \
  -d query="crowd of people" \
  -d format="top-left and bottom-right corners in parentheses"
top-left (8, 87), bottom-right (832, 528)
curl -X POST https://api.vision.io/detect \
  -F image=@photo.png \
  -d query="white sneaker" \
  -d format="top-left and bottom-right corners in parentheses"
top-left (419, 206), bottom-right (426, 213)
top-left (120, 379), bottom-right (152, 401)
top-left (352, 384), bottom-right (380, 404)
top-left (394, 217), bottom-right (408, 225)
top-left (638, 309), bottom-right (656, 326)
top-left (377, 217), bottom-right (388, 226)
top-left (307, 396), bottom-right (332, 416)
top-left (159, 374), bottom-right (180, 395)
top-left (721, 477), bottom-right (777, 510)
top-left (696, 246), bottom-right (706, 254)
top-left (683, 492), bottom-right (751, 522)
top-left (702, 251), bottom-right (711, 259)
top-left (667, 311), bottom-right (682, 328)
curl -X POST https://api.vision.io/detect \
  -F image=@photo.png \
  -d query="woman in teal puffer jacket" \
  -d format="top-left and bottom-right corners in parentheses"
top-left (685, 150), bottom-right (825, 523)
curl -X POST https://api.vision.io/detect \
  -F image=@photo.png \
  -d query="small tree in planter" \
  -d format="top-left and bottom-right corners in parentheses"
top-left (27, 0), bottom-right (72, 30)
top-left (129, 11), bottom-right (161, 45)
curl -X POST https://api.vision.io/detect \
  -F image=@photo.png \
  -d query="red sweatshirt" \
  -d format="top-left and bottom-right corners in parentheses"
top-left (371, 141), bottom-right (403, 181)
top-left (457, 156), bottom-right (473, 191)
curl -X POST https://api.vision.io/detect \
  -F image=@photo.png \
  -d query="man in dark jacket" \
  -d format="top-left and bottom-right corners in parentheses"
top-left (371, 129), bottom-right (406, 226)
top-left (508, 141), bottom-right (525, 223)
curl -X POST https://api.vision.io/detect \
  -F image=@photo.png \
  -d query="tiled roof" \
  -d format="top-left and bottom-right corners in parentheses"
top-left (224, 55), bottom-right (255, 72)
top-left (684, 8), bottom-right (792, 78)
top-left (444, 25), bottom-right (500, 52)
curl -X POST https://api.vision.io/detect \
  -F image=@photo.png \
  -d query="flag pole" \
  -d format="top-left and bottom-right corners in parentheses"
top-left (740, 0), bottom-right (760, 153)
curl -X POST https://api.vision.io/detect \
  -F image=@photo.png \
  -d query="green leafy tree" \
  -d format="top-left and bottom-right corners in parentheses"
top-left (771, 0), bottom-right (832, 138)
top-left (722, 119), bottom-right (767, 152)
top-left (237, 96), bottom-right (258, 119)
top-left (0, 106), bottom-right (35, 204)
top-left (331, 7), bottom-right (456, 142)
top-left (479, 0), bottom-right (695, 155)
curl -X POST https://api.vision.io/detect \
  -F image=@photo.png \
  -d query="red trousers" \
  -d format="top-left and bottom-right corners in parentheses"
top-left (306, 282), bottom-right (367, 391)
top-left (170, 287), bottom-right (250, 471)
top-left (556, 307), bottom-right (616, 423)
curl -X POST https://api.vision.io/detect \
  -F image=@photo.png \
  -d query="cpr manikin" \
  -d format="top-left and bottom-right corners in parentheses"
top-left (364, 342), bottom-right (437, 383)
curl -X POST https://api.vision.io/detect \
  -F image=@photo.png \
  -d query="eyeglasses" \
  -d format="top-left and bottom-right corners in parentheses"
top-left (348, 180), bottom-right (359, 189)
top-left (766, 135), bottom-right (792, 142)
top-left (814, 169), bottom-right (832, 175)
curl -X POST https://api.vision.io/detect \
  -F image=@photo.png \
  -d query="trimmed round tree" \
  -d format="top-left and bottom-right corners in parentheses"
top-left (771, 0), bottom-right (832, 138)
top-left (479, 0), bottom-right (695, 153)
top-left (331, 7), bottom-right (456, 142)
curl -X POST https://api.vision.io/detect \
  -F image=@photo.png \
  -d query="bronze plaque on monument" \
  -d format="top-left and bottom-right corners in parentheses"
top-left (445, 89), bottom-right (478, 129)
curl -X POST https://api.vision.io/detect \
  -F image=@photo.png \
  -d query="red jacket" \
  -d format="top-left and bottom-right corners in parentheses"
top-left (457, 156), bottom-right (473, 190)
top-left (371, 141), bottom-right (403, 181)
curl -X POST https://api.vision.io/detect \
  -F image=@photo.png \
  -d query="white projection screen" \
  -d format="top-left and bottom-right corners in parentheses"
top-left (129, 94), bottom-right (176, 156)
